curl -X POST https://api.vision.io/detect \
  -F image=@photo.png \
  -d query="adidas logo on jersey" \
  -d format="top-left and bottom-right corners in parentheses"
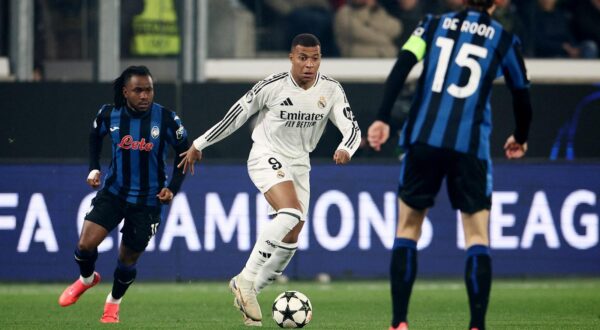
top-left (280, 97), bottom-right (294, 106)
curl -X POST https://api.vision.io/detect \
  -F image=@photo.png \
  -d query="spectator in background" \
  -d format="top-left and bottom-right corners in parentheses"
top-left (329, 0), bottom-right (347, 10)
top-left (444, 0), bottom-right (464, 11)
top-left (33, 62), bottom-right (45, 81)
top-left (381, 0), bottom-right (426, 46)
top-left (427, 0), bottom-right (464, 14)
top-left (265, 0), bottom-right (339, 56)
top-left (572, 0), bottom-right (600, 58)
top-left (334, 0), bottom-right (402, 57)
top-left (120, 0), bottom-right (180, 57)
top-left (532, 0), bottom-right (597, 58)
top-left (493, 0), bottom-right (529, 53)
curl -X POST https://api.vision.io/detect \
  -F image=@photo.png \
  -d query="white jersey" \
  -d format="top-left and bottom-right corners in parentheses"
top-left (193, 72), bottom-right (361, 159)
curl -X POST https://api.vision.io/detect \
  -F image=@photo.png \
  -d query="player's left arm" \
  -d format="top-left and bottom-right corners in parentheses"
top-left (375, 49), bottom-right (420, 124)
top-left (369, 16), bottom-right (431, 151)
top-left (160, 112), bottom-right (189, 203)
top-left (500, 37), bottom-right (532, 159)
top-left (328, 85), bottom-right (361, 165)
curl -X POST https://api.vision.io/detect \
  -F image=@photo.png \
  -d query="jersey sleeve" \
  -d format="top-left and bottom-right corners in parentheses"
top-left (88, 105), bottom-right (111, 171)
top-left (375, 15), bottom-right (433, 123)
top-left (499, 36), bottom-right (530, 90)
top-left (498, 36), bottom-right (532, 144)
top-left (165, 111), bottom-right (189, 148)
top-left (328, 84), bottom-right (361, 157)
top-left (91, 105), bottom-right (110, 136)
top-left (164, 111), bottom-right (189, 195)
top-left (192, 74), bottom-right (273, 151)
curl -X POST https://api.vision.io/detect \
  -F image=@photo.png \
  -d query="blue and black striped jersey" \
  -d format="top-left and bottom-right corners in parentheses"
top-left (89, 103), bottom-right (189, 206)
top-left (400, 10), bottom-right (530, 160)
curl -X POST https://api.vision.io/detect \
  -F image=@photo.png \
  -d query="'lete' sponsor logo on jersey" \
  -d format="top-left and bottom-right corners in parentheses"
top-left (117, 135), bottom-right (154, 151)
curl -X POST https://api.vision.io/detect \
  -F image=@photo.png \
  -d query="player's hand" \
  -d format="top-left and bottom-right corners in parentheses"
top-left (86, 169), bottom-right (101, 189)
top-left (333, 149), bottom-right (350, 165)
top-left (177, 145), bottom-right (203, 175)
top-left (156, 187), bottom-right (174, 204)
top-left (367, 120), bottom-right (390, 152)
top-left (504, 135), bottom-right (527, 159)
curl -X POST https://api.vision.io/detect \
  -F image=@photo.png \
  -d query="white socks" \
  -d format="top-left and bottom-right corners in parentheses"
top-left (254, 240), bottom-right (298, 293)
top-left (106, 292), bottom-right (122, 304)
top-left (240, 208), bottom-right (301, 283)
top-left (80, 273), bottom-right (95, 285)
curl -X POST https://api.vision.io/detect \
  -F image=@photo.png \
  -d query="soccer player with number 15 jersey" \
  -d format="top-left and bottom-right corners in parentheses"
top-left (368, 1), bottom-right (533, 329)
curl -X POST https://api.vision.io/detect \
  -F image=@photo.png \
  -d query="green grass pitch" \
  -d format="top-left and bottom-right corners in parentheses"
top-left (1, 279), bottom-right (599, 329)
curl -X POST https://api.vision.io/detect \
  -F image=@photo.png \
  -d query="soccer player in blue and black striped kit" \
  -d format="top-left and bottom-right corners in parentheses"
top-left (58, 66), bottom-right (189, 323)
top-left (368, 1), bottom-right (532, 329)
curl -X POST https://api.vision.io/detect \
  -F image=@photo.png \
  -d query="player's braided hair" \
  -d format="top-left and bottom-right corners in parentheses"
top-left (113, 65), bottom-right (152, 108)
top-left (466, 0), bottom-right (495, 9)
top-left (290, 33), bottom-right (321, 50)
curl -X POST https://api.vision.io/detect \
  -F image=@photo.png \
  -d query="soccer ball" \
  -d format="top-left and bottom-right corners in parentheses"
top-left (272, 291), bottom-right (313, 328)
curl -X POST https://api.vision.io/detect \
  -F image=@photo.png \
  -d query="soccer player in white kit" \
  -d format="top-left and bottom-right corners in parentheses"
top-left (178, 33), bottom-right (361, 326)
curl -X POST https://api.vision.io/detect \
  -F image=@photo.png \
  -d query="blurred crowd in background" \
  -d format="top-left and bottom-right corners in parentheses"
top-left (246, 0), bottom-right (600, 58)
top-left (0, 0), bottom-right (599, 80)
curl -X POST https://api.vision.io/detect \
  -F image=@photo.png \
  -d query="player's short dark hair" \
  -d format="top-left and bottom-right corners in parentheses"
top-left (113, 65), bottom-right (152, 108)
top-left (466, 0), bottom-right (495, 9)
top-left (290, 33), bottom-right (321, 51)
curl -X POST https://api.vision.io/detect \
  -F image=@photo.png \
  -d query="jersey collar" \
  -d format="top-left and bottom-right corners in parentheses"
top-left (124, 103), bottom-right (153, 118)
top-left (288, 71), bottom-right (321, 90)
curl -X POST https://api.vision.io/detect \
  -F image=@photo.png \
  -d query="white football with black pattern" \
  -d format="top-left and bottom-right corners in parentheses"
top-left (272, 290), bottom-right (313, 328)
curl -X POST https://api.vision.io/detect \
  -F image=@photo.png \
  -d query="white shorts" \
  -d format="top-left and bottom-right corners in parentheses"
top-left (247, 144), bottom-right (311, 219)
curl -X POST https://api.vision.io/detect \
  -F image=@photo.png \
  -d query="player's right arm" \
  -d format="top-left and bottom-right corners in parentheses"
top-left (368, 15), bottom-right (433, 151)
top-left (87, 105), bottom-right (111, 188)
top-left (178, 74), bottom-right (274, 174)
top-left (500, 36), bottom-right (532, 159)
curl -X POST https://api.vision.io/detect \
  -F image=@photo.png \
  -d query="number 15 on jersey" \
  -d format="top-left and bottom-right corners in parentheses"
top-left (432, 36), bottom-right (488, 99)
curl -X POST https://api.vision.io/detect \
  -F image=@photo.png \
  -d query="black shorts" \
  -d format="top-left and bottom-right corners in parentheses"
top-left (85, 190), bottom-right (161, 252)
top-left (398, 144), bottom-right (492, 213)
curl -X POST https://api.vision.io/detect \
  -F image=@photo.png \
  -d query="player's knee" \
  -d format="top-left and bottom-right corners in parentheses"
top-left (118, 252), bottom-right (141, 266)
top-left (292, 200), bottom-right (303, 213)
top-left (278, 199), bottom-right (302, 214)
top-left (282, 193), bottom-right (303, 213)
top-left (282, 233), bottom-right (298, 244)
top-left (282, 222), bottom-right (304, 243)
top-left (260, 208), bottom-right (303, 244)
top-left (277, 208), bottom-right (303, 230)
top-left (77, 241), bottom-right (97, 253)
